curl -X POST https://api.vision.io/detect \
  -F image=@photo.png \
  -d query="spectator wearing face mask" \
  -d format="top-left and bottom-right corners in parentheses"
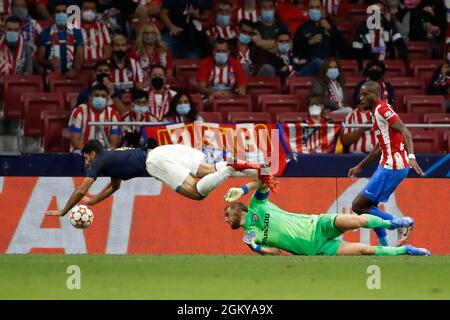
top-left (109, 33), bottom-right (144, 93)
top-left (254, 0), bottom-right (289, 52)
top-left (198, 38), bottom-right (247, 100)
top-left (69, 84), bottom-right (122, 152)
top-left (163, 91), bottom-right (204, 123)
top-left (134, 23), bottom-right (173, 81)
top-left (121, 89), bottom-right (156, 147)
top-left (146, 64), bottom-right (177, 122)
top-left (0, 15), bottom-right (33, 76)
top-left (207, 0), bottom-right (237, 45)
top-left (310, 57), bottom-right (353, 114)
top-left (354, 60), bottom-right (395, 106)
top-left (303, 95), bottom-right (333, 125)
top-left (261, 29), bottom-right (322, 79)
top-left (37, 1), bottom-right (85, 78)
top-left (79, 0), bottom-right (112, 64)
top-left (11, 0), bottom-right (43, 51)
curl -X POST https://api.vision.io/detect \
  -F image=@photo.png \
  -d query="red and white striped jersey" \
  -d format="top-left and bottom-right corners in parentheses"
top-left (343, 108), bottom-right (376, 153)
top-left (147, 88), bottom-right (177, 122)
top-left (236, 7), bottom-right (258, 23)
top-left (68, 103), bottom-right (121, 148)
top-left (323, 0), bottom-right (340, 16)
top-left (80, 21), bottom-right (111, 62)
top-left (372, 100), bottom-right (409, 170)
top-left (0, 34), bottom-right (27, 75)
top-left (109, 57), bottom-right (144, 92)
top-left (198, 57), bottom-right (247, 91)
top-left (121, 110), bottom-right (159, 135)
top-left (206, 25), bottom-right (237, 40)
top-left (0, 0), bottom-right (10, 14)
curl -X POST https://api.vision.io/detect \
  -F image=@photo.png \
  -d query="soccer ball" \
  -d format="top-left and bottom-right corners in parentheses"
top-left (69, 205), bottom-right (94, 229)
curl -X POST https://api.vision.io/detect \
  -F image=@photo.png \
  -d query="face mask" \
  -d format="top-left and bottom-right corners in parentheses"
top-left (215, 52), bottom-right (229, 64)
top-left (143, 33), bottom-right (157, 44)
top-left (82, 10), bottom-right (96, 22)
top-left (55, 13), bottom-right (68, 27)
top-left (134, 104), bottom-right (149, 114)
top-left (151, 77), bottom-right (165, 90)
top-left (96, 72), bottom-right (109, 83)
top-left (238, 33), bottom-right (252, 44)
top-left (260, 10), bottom-right (274, 22)
top-left (308, 9), bottom-right (322, 22)
top-left (92, 97), bottom-right (107, 110)
top-left (6, 31), bottom-right (19, 44)
top-left (278, 43), bottom-right (290, 54)
top-left (113, 50), bottom-right (127, 59)
top-left (326, 67), bottom-right (340, 80)
top-left (404, 0), bottom-right (421, 9)
top-left (176, 103), bottom-right (191, 116)
top-left (12, 7), bottom-right (28, 21)
top-left (309, 105), bottom-right (322, 116)
top-left (367, 69), bottom-right (383, 81)
top-left (217, 14), bottom-right (231, 27)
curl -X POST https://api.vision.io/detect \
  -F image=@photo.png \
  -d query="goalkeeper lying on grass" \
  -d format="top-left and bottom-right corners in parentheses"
top-left (224, 180), bottom-right (430, 256)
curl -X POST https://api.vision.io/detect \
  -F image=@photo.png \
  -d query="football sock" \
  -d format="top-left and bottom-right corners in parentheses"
top-left (372, 246), bottom-right (408, 256)
top-left (369, 206), bottom-right (394, 244)
top-left (215, 161), bottom-right (258, 177)
top-left (196, 166), bottom-right (234, 196)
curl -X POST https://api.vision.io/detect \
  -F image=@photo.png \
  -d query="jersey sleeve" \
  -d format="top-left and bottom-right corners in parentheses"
top-left (68, 106), bottom-right (84, 133)
top-left (232, 58), bottom-right (247, 86)
top-left (378, 103), bottom-right (399, 125)
top-left (197, 58), bottom-right (211, 83)
top-left (101, 23), bottom-right (112, 45)
top-left (73, 29), bottom-right (84, 46)
top-left (249, 190), bottom-right (270, 209)
top-left (110, 110), bottom-right (122, 136)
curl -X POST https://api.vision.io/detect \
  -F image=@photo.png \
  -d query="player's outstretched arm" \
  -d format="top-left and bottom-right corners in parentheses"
top-left (82, 178), bottom-right (121, 206)
top-left (391, 120), bottom-right (425, 176)
top-left (44, 177), bottom-right (95, 217)
top-left (348, 144), bottom-right (382, 179)
top-left (243, 231), bottom-right (282, 255)
top-left (224, 179), bottom-right (269, 202)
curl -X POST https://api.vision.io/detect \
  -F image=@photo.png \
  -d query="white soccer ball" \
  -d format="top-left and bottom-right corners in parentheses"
top-left (69, 205), bottom-right (94, 229)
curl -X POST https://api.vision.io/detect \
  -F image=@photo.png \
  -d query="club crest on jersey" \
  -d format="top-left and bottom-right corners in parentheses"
top-left (252, 214), bottom-right (259, 222)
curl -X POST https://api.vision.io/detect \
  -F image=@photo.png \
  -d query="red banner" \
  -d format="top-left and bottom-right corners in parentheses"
top-left (0, 177), bottom-right (448, 254)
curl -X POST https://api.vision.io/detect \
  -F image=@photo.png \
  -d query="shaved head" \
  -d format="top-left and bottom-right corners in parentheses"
top-left (361, 80), bottom-right (381, 97)
top-left (359, 80), bottom-right (381, 110)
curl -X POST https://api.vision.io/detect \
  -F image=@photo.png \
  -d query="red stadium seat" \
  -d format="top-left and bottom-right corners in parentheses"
top-left (397, 113), bottom-right (421, 123)
top-left (411, 60), bottom-right (442, 85)
top-left (66, 92), bottom-right (79, 110)
top-left (198, 111), bottom-right (222, 123)
top-left (406, 42), bottom-right (432, 60)
top-left (22, 93), bottom-right (65, 137)
top-left (212, 95), bottom-right (252, 119)
top-left (349, 3), bottom-right (368, 28)
top-left (340, 60), bottom-right (359, 77)
top-left (173, 59), bottom-right (200, 81)
top-left (345, 77), bottom-right (364, 105)
top-left (286, 77), bottom-right (315, 98)
top-left (445, 131), bottom-right (450, 153)
top-left (228, 112), bottom-right (272, 123)
top-left (405, 95), bottom-right (445, 119)
top-left (41, 110), bottom-right (71, 152)
top-left (258, 94), bottom-right (302, 121)
top-left (388, 78), bottom-right (426, 112)
top-left (424, 113), bottom-right (450, 125)
top-left (335, 21), bottom-right (355, 44)
top-left (246, 77), bottom-right (282, 108)
top-left (190, 93), bottom-right (204, 112)
top-left (276, 112), bottom-right (307, 123)
top-left (410, 130), bottom-right (441, 153)
top-left (167, 77), bottom-right (188, 93)
top-left (48, 76), bottom-right (90, 98)
top-left (3, 75), bottom-right (44, 120)
top-left (383, 60), bottom-right (407, 77)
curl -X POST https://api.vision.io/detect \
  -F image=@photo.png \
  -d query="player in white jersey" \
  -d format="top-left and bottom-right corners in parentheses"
top-left (348, 81), bottom-right (425, 247)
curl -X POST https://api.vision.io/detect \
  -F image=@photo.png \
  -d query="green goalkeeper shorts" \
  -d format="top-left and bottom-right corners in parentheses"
top-left (313, 214), bottom-right (343, 256)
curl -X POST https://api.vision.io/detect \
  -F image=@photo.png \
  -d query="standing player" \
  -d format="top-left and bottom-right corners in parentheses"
top-left (45, 139), bottom-right (276, 217)
top-left (348, 81), bottom-right (425, 247)
top-left (224, 180), bottom-right (429, 256)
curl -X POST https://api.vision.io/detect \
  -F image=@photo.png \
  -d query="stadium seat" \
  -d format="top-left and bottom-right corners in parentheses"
top-left (405, 95), bottom-right (445, 119)
top-left (286, 77), bottom-right (315, 98)
top-left (388, 78), bottom-right (426, 112)
top-left (228, 112), bottom-right (272, 123)
top-left (349, 3), bottom-right (368, 28)
top-left (66, 92), bottom-right (79, 110)
top-left (3, 75), bottom-right (44, 120)
top-left (212, 95), bottom-right (252, 119)
top-left (41, 110), bottom-right (71, 152)
top-left (406, 41), bottom-right (432, 60)
top-left (424, 113), bottom-right (450, 125)
top-left (411, 60), bottom-right (441, 85)
top-left (345, 77), bottom-right (364, 105)
top-left (198, 111), bottom-right (222, 123)
top-left (339, 60), bottom-right (359, 77)
top-left (173, 59), bottom-right (200, 81)
top-left (397, 113), bottom-right (420, 123)
top-left (276, 112), bottom-right (307, 123)
top-left (246, 77), bottom-right (282, 108)
top-left (335, 21), bottom-right (355, 44)
top-left (48, 76), bottom-right (90, 98)
top-left (167, 77), bottom-right (189, 93)
top-left (22, 93), bottom-right (65, 137)
top-left (258, 94), bottom-right (302, 121)
top-left (190, 93), bottom-right (204, 112)
top-left (383, 60), bottom-right (407, 77)
top-left (410, 130), bottom-right (441, 153)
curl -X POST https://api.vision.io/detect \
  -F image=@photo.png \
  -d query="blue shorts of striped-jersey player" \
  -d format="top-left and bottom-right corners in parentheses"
top-left (361, 166), bottom-right (409, 203)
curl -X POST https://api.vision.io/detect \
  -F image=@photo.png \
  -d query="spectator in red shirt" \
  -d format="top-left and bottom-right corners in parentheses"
top-left (207, 0), bottom-right (237, 45)
top-left (198, 37), bottom-right (247, 100)
top-left (276, 0), bottom-right (309, 36)
top-left (134, 22), bottom-right (173, 81)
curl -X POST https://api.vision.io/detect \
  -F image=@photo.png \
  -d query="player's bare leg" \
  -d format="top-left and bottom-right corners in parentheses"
top-left (334, 214), bottom-right (414, 234)
top-left (177, 175), bottom-right (206, 200)
top-left (336, 242), bottom-right (375, 255)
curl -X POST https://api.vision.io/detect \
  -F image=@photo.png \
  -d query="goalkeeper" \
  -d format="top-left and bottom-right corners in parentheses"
top-left (224, 180), bottom-right (430, 256)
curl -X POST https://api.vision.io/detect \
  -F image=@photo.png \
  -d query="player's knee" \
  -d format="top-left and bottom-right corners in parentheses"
top-left (360, 246), bottom-right (374, 255)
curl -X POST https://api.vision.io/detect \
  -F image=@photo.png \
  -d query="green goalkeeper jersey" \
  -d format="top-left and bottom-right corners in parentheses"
top-left (243, 191), bottom-right (321, 255)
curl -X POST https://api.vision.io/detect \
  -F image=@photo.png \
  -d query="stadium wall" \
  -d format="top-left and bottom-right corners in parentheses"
top-left (0, 177), bottom-right (449, 255)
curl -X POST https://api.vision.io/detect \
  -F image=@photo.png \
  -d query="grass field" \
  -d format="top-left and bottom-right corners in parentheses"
top-left (1, 255), bottom-right (450, 300)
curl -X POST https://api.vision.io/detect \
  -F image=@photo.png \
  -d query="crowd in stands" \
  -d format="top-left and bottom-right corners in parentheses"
top-left (0, 0), bottom-right (448, 154)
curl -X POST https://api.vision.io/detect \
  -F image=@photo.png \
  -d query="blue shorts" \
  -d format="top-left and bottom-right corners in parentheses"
top-left (360, 166), bottom-right (409, 203)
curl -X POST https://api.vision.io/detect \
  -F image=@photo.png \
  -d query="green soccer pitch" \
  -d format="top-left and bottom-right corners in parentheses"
top-left (1, 255), bottom-right (449, 300)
